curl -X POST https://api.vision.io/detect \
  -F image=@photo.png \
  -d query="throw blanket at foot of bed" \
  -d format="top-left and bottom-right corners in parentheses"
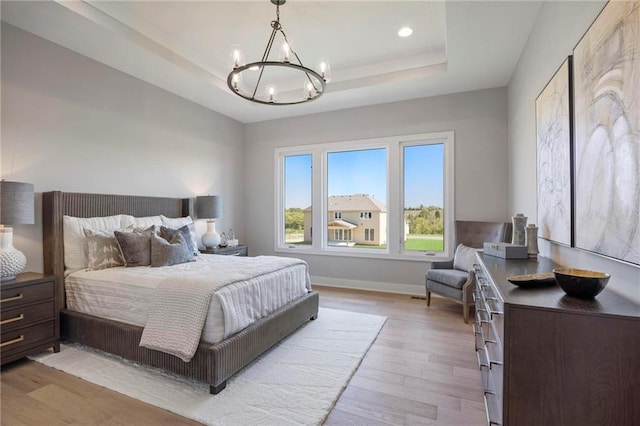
top-left (140, 256), bottom-right (309, 362)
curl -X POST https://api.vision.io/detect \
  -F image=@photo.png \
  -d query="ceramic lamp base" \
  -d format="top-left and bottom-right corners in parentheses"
top-left (0, 228), bottom-right (27, 281)
top-left (201, 220), bottom-right (221, 249)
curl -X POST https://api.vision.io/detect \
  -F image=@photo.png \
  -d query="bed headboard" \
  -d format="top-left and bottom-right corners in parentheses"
top-left (42, 191), bottom-right (194, 309)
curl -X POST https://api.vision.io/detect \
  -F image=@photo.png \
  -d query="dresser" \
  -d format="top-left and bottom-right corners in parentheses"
top-left (1, 273), bottom-right (60, 365)
top-left (474, 253), bottom-right (640, 426)
top-left (201, 245), bottom-right (248, 256)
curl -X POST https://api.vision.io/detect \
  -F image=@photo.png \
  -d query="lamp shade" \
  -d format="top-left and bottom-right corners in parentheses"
top-left (0, 181), bottom-right (35, 225)
top-left (196, 195), bottom-right (222, 220)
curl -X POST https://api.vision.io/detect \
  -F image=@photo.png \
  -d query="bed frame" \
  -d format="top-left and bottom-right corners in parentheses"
top-left (42, 191), bottom-right (319, 394)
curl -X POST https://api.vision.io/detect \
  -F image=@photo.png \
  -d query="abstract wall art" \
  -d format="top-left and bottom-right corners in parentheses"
top-left (536, 57), bottom-right (573, 246)
top-left (573, 1), bottom-right (640, 265)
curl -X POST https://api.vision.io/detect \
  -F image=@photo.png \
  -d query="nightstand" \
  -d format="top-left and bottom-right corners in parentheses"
top-left (201, 245), bottom-right (248, 256)
top-left (1, 273), bottom-right (60, 365)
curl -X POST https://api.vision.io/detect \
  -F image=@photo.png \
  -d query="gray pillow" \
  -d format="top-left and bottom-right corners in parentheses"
top-left (453, 243), bottom-right (477, 272)
top-left (159, 225), bottom-right (197, 256)
top-left (114, 227), bottom-right (155, 267)
top-left (151, 232), bottom-right (195, 267)
top-left (83, 228), bottom-right (124, 271)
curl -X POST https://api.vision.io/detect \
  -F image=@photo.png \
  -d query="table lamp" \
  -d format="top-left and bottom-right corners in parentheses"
top-left (1, 181), bottom-right (35, 281)
top-left (196, 195), bottom-right (222, 249)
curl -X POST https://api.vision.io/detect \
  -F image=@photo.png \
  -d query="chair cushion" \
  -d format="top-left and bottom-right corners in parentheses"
top-left (426, 268), bottom-right (469, 290)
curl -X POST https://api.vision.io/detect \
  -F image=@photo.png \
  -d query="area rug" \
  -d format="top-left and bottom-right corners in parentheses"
top-left (30, 307), bottom-right (386, 426)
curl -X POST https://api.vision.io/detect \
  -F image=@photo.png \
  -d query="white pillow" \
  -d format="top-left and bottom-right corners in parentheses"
top-left (453, 244), bottom-right (477, 273)
top-left (120, 215), bottom-right (135, 229)
top-left (63, 215), bottom-right (122, 271)
top-left (133, 216), bottom-right (163, 229)
top-left (161, 215), bottom-right (199, 253)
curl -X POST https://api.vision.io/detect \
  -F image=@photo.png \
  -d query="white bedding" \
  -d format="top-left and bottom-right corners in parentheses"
top-left (65, 254), bottom-right (310, 343)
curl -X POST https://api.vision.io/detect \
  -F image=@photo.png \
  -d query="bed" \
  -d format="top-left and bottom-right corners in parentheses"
top-left (42, 191), bottom-right (319, 394)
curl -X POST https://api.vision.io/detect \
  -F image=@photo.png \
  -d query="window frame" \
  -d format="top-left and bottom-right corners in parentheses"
top-left (274, 131), bottom-right (455, 261)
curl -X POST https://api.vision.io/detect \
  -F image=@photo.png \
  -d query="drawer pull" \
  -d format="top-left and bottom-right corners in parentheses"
top-left (0, 313), bottom-right (24, 325)
top-left (0, 335), bottom-right (24, 347)
top-left (476, 310), bottom-right (491, 324)
top-left (484, 347), bottom-right (503, 368)
top-left (0, 293), bottom-right (24, 303)
top-left (486, 299), bottom-right (504, 317)
top-left (230, 252), bottom-right (240, 256)
top-left (477, 347), bottom-right (489, 368)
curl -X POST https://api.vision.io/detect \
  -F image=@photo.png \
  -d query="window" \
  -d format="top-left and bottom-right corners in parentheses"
top-left (403, 143), bottom-right (445, 252)
top-left (275, 131), bottom-right (455, 259)
top-left (327, 148), bottom-right (387, 249)
top-left (365, 228), bottom-right (375, 241)
top-left (282, 154), bottom-right (312, 246)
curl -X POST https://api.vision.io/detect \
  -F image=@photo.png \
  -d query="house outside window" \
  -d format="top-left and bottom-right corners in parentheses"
top-left (275, 131), bottom-right (455, 259)
top-left (326, 194), bottom-right (385, 247)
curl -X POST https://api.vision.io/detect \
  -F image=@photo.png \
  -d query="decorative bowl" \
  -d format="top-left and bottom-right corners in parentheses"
top-left (507, 273), bottom-right (556, 288)
top-left (553, 268), bottom-right (610, 298)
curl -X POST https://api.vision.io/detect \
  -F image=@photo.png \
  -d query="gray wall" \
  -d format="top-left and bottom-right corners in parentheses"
top-left (245, 88), bottom-right (509, 294)
top-left (508, 1), bottom-right (640, 303)
top-left (1, 24), bottom-right (246, 273)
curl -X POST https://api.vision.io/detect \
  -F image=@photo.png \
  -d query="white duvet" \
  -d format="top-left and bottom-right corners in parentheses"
top-left (65, 254), bottom-right (310, 343)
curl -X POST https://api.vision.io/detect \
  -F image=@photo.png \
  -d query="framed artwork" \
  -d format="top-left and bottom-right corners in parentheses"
top-left (536, 57), bottom-right (573, 246)
top-left (573, 1), bottom-right (640, 265)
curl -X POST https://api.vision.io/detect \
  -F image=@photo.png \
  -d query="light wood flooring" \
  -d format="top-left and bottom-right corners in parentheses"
top-left (1, 286), bottom-right (484, 425)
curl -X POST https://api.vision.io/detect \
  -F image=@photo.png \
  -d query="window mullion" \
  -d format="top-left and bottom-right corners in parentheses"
top-left (312, 147), bottom-right (325, 251)
top-left (387, 142), bottom-right (401, 254)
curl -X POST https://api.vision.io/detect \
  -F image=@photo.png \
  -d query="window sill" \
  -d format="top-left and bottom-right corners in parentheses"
top-left (275, 246), bottom-right (451, 262)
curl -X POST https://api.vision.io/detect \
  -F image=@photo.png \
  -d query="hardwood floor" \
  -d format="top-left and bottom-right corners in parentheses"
top-left (1, 286), bottom-right (484, 425)
top-left (319, 286), bottom-right (485, 426)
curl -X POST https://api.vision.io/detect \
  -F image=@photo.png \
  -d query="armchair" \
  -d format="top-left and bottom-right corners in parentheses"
top-left (426, 221), bottom-right (512, 323)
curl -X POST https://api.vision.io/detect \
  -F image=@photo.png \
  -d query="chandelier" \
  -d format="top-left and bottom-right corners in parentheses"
top-left (227, 0), bottom-right (329, 105)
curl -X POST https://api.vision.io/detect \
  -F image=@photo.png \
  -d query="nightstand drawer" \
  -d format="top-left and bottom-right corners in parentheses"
top-left (0, 320), bottom-right (55, 353)
top-left (220, 247), bottom-right (247, 256)
top-left (202, 245), bottom-right (248, 256)
top-left (1, 301), bottom-right (55, 332)
top-left (0, 282), bottom-right (54, 310)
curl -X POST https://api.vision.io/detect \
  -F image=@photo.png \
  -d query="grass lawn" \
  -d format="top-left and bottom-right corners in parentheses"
top-left (285, 235), bottom-right (443, 251)
top-left (404, 235), bottom-right (444, 251)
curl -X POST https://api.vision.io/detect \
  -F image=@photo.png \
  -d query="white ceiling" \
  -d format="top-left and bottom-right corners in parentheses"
top-left (1, 1), bottom-right (543, 123)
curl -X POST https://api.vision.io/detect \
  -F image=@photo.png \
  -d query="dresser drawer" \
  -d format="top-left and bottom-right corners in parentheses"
top-left (1, 301), bottom-right (55, 332)
top-left (0, 282), bottom-right (54, 310)
top-left (0, 320), bottom-right (56, 354)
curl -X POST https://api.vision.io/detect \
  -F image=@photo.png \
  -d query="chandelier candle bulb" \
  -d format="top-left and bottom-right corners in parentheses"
top-left (305, 82), bottom-right (315, 99)
top-left (232, 73), bottom-right (241, 90)
top-left (229, 45), bottom-right (243, 69)
top-left (267, 84), bottom-right (277, 103)
top-left (318, 60), bottom-right (331, 81)
top-left (281, 41), bottom-right (291, 62)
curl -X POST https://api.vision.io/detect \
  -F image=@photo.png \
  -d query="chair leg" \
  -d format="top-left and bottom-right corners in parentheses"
top-left (463, 302), bottom-right (470, 324)
top-left (426, 291), bottom-right (431, 306)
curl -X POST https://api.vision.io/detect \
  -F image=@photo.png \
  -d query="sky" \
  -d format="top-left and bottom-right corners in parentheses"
top-left (284, 144), bottom-right (444, 209)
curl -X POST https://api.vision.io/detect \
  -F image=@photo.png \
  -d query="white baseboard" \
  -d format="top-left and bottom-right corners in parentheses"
top-left (310, 275), bottom-right (425, 297)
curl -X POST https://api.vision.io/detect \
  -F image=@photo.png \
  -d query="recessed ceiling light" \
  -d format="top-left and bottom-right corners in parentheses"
top-left (398, 27), bottom-right (413, 37)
